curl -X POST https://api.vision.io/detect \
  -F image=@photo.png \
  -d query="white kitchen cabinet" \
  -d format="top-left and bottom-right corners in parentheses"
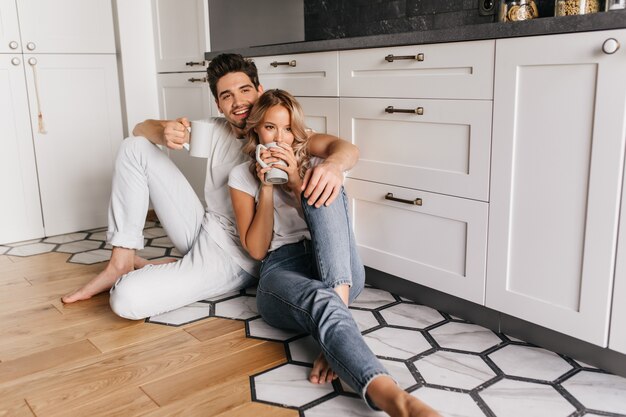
top-left (487, 29), bottom-right (626, 346)
top-left (297, 97), bottom-right (339, 136)
top-left (0, 54), bottom-right (44, 244)
top-left (152, 0), bottom-right (210, 73)
top-left (611, 171), bottom-right (626, 354)
top-left (0, 0), bottom-right (21, 53)
top-left (24, 54), bottom-right (123, 236)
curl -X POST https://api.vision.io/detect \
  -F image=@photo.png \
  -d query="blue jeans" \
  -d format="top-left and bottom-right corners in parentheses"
top-left (256, 188), bottom-right (389, 408)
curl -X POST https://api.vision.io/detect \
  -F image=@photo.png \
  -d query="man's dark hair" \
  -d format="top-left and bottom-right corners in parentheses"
top-left (206, 53), bottom-right (260, 100)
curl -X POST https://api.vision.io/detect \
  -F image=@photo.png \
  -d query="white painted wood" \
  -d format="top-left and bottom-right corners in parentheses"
top-left (24, 54), bottom-right (123, 236)
top-left (0, 54), bottom-right (44, 244)
top-left (15, 0), bottom-right (115, 53)
top-left (611, 167), bottom-right (626, 354)
top-left (487, 29), bottom-right (626, 346)
top-left (340, 97), bottom-right (491, 201)
top-left (339, 40), bottom-right (494, 99)
top-left (152, 0), bottom-right (210, 73)
top-left (0, 0), bottom-right (21, 53)
top-left (252, 52), bottom-right (339, 97)
top-left (345, 178), bottom-right (488, 304)
top-left (296, 97), bottom-right (339, 135)
top-left (157, 72), bottom-right (211, 203)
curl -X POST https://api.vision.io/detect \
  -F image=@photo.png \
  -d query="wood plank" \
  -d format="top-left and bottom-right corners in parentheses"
top-left (89, 321), bottom-right (182, 353)
top-left (142, 341), bottom-right (286, 405)
top-left (184, 317), bottom-right (245, 341)
top-left (51, 292), bottom-right (111, 315)
top-left (0, 275), bottom-right (95, 311)
top-left (25, 261), bottom-right (104, 285)
top-left (49, 388), bottom-right (158, 417)
top-left (215, 401), bottom-right (299, 417)
top-left (0, 276), bottom-right (31, 289)
top-left (0, 400), bottom-right (35, 417)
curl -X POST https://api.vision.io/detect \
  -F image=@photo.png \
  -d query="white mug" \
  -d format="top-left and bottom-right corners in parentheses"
top-left (255, 142), bottom-right (288, 185)
top-left (183, 119), bottom-right (215, 158)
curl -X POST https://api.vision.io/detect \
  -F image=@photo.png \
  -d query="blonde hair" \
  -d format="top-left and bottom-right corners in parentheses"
top-left (242, 89), bottom-right (311, 179)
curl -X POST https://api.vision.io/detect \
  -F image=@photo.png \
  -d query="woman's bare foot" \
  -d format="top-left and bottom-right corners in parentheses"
top-left (367, 375), bottom-right (441, 417)
top-left (309, 352), bottom-right (338, 384)
top-left (133, 255), bottom-right (177, 269)
top-left (62, 247), bottom-right (135, 304)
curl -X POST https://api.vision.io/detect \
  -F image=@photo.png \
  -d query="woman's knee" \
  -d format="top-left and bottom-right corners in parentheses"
top-left (109, 279), bottom-right (148, 320)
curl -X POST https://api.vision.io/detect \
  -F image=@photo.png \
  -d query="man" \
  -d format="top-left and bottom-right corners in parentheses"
top-left (62, 53), bottom-right (359, 322)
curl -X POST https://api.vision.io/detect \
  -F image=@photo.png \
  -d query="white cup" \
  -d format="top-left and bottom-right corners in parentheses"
top-left (184, 119), bottom-right (215, 158)
top-left (255, 142), bottom-right (288, 185)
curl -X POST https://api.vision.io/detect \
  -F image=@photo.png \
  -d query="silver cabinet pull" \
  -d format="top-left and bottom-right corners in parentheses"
top-left (385, 193), bottom-right (422, 206)
top-left (602, 38), bottom-right (620, 54)
top-left (11, 57), bottom-right (20, 66)
top-left (188, 77), bottom-right (207, 83)
top-left (385, 53), bottom-right (424, 62)
top-left (385, 106), bottom-right (424, 115)
top-left (270, 60), bottom-right (296, 68)
top-left (9, 41), bottom-right (19, 49)
top-left (26, 42), bottom-right (36, 51)
top-left (185, 60), bottom-right (206, 66)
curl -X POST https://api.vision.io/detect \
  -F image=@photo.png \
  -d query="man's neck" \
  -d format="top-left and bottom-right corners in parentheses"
top-left (229, 123), bottom-right (245, 139)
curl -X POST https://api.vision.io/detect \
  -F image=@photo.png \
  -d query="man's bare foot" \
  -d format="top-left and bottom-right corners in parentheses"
top-left (367, 375), bottom-right (441, 417)
top-left (134, 255), bottom-right (177, 269)
top-left (309, 352), bottom-right (337, 384)
top-left (62, 248), bottom-right (135, 304)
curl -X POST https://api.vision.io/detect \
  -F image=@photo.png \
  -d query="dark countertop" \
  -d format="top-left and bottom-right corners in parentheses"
top-left (206, 11), bottom-right (626, 59)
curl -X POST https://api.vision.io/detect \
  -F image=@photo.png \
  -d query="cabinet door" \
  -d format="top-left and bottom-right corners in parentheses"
top-left (16, 0), bottom-right (115, 53)
top-left (0, 55), bottom-right (44, 244)
top-left (340, 97), bottom-right (491, 201)
top-left (487, 30), bottom-right (626, 346)
top-left (152, 0), bottom-right (210, 73)
top-left (345, 178), bottom-right (488, 304)
top-left (297, 97), bottom-right (339, 136)
top-left (157, 72), bottom-right (212, 203)
top-left (610, 170), bottom-right (626, 354)
top-left (0, 0), bottom-right (21, 53)
top-left (24, 54), bottom-right (123, 236)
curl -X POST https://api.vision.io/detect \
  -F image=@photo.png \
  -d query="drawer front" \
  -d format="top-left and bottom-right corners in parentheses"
top-left (298, 97), bottom-right (339, 136)
top-left (345, 179), bottom-right (488, 304)
top-left (339, 40), bottom-right (494, 99)
top-left (251, 52), bottom-right (339, 97)
top-left (341, 98), bottom-right (492, 201)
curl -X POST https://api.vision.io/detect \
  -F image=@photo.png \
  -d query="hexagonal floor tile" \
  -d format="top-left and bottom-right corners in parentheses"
top-left (562, 370), bottom-right (626, 414)
top-left (170, 248), bottom-right (183, 258)
top-left (364, 327), bottom-right (431, 360)
top-left (136, 246), bottom-right (167, 259)
top-left (489, 345), bottom-right (572, 382)
top-left (69, 249), bottom-right (112, 264)
top-left (43, 232), bottom-right (88, 244)
top-left (7, 242), bottom-right (56, 257)
top-left (253, 364), bottom-right (334, 407)
top-left (214, 296), bottom-right (258, 320)
top-left (288, 335), bottom-right (319, 364)
top-left (143, 227), bottom-right (167, 238)
top-left (6, 238), bottom-right (41, 247)
top-left (414, 351), bottom-right (496, 390)
top-left (304, 395), bottom-right (382, 416)
top-left (411, 387), bottom-right (485, 417)
top-left (150, 236), bottom-right (174, 248)
top-left (87, 231), bottom-right (108, 242)
top-left (339, 358), bottom-right (418, 395)
top-left (147, 302), bottom-right (212, 326)
top-left (350, 308), bottom-right (380, 332)
top-left (248, 317), bottom-right (302, 341)
top-left (429, 322), bottom-right (502, 353)
top-left (351, 287), bottom-right (397, 310)
top-left (380, 303), bottom-right (446, 329)
top-left (480, 379), bottom-right (576, 417)
top-left (203, 290), bottom-right (242, 302)
top-left (56, 240), bottom-right (103, 254)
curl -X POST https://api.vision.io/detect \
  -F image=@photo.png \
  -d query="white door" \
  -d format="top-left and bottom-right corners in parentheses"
top-left (157, 72), bottom-right (212, 203)
top-left (0, 54), bottom-right (44, 244)
top-left (24, 54), bottom-right (123, 236)
top-left (0, 0), bottom-right (21, 53)
top-left (152, 0), bottom-right (210, 73)
top-left (15, 0), bottom-right (115, 53)
top-left (487, 30), bottom-right (626, 346)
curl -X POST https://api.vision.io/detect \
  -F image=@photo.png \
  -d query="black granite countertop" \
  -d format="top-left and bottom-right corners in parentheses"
top-left (206, 11), bottom-right (626, 59)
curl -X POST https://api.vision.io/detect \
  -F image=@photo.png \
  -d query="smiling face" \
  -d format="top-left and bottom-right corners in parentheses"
top-left (254, 105), bottom-right (295, 147)
top-left (215, 72), bottom-right (263, 135)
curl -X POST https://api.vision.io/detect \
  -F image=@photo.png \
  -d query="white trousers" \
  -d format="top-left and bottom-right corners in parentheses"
top-left (107, 137), bottom-right (256, 320)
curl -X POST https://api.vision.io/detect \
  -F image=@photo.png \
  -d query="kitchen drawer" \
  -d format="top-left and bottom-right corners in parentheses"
top-left (339, 40), bottom-right (494, 99)
top-left (297, 97), bottom-right (339, 136)
top-left (345, 179), bottom-right (488, 304)
top-left (341, 98), bottom-right (492, 201)
top-left (251, 51), bottom-right (339, 97)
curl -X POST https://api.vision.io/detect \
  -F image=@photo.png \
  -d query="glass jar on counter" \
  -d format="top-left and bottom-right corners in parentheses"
top-left (606, 0), bottom-right (626, 10)
top-left (555, 0), bottom-right (601, 15)
top-left (499, 0), bottom-right (539, 22)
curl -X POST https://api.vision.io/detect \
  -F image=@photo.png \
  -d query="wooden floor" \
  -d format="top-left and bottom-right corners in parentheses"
top-left (0, 252), bottom-right (296, 417)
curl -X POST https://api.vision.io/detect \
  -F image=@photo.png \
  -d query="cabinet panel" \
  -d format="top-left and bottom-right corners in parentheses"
top-left (153, 0), bottom-right (209, 73)
top-left (339, 40), bottom-right (494, 99)
top-left (611, 177), bottom-right (626, 354)
top-left (297, 97), bottom-right (339, 136)
top-left (252, 52), bottom-right (339, 97)
top-left (340, 97), bottom-right (491, 201)
top-left (0, 54), bottom-right (44, 244)
top-left (0, 0), bottom-right (21, 53)
top-left (345, 178), bottom-right (488, 304)
top-left (487, 30), bottom-right (626, 346)
top-left (16, 0), bottom-right (115, 53)
top-left (25, 54), bottom-right (123, 236)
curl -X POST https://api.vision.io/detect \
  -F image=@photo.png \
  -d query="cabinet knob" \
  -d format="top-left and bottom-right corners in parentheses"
top-left (26, 42), bottom-right (36, 51)
top-left (602, 38), bottom-right (620, 54)
top-left (28, 57), bottom-right (37, 66)
top-left (9, 41), bottom-right (19, 49)
top-left (11, 57), bottom-right (21, 66)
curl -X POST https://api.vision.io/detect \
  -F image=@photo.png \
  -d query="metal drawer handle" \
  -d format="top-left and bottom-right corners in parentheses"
top-left (385, 192), bottom-right (422, 206)
top-left (188, 77), bottom-right (207, 83)
top-left (186, 60), bottom-right (207, 67)
top-left (270, 60), bottom-right (296, 67)
top-left (385, 106), bottom-right (424, 115)
top-left (385, 53), bottom-right (424, 62)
